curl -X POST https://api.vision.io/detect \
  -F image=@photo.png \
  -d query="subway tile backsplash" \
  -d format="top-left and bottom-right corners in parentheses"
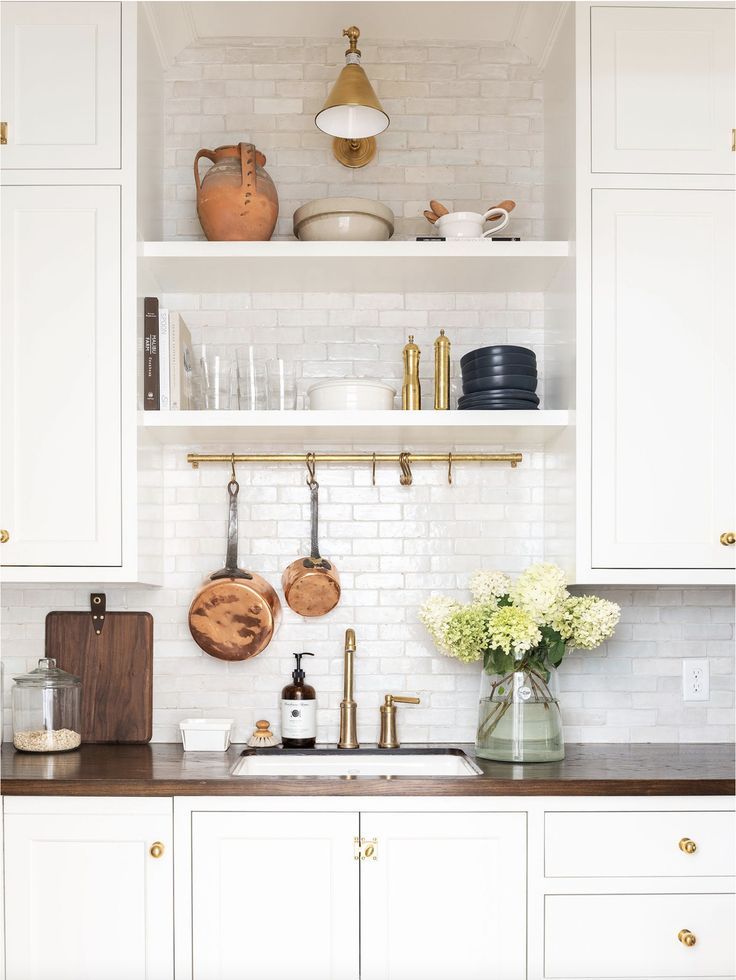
top-left (1, 287), bottom-right (733, 745)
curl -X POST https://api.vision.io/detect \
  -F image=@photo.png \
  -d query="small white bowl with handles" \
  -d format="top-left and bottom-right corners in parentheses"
top-left (436, 207), bottom-right (510, 239)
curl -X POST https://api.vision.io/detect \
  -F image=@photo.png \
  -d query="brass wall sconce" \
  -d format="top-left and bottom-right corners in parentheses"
top-left (315, 26), bottom-right (389, 168)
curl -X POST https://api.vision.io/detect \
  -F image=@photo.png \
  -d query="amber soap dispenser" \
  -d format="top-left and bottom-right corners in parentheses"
top-left (281, 652), bottom-right (317, 748)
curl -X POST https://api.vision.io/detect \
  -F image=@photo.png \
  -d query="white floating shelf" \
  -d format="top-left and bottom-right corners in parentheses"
top-left (141, 240), bottom-right (571, 293)
top-left (139, 409), bottom-right (573, 447)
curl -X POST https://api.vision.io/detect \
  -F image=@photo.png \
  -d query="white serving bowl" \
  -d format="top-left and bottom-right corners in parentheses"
top-left (180, 718), bottom-right (234, 752)
top-left (307, 379), bottom-right (396, 411)
top-left (293, 197), bottom-right (395, 241)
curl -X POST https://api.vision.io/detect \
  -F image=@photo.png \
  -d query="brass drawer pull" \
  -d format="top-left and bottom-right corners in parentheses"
top-left (678, 837), bottom-right (697, 854)
top-left (0, 122), bottom-right (7, 146)
top-left (678, 928), bottom-right (697, 947)
top-left (149, 841), bottom-right (165, 859)
top-left (0, 530), bottom-right (9, 544)
top-left (720, 531), bottom-right (736, 546)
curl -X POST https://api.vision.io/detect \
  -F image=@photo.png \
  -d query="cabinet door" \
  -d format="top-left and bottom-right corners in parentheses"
top-left (191, 811), bottom-right (359, 980)
top-left (360, 812), bottom-right (527, 980)
top-left (591, 7), bottom-right (735, 175)
top-left (591, 189), bottom-right (735, 570)
top-left (3, 809), bottom-right (173, 980)
top-left (1, 185), bottom-right (122, 567)
top-left (0, 2), bottom-right (120, 169)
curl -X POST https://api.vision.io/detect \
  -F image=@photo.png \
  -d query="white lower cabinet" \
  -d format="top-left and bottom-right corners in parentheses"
top-left (3, 798), bottom-right (173, 980)
top-left (190, 811), bottom-right (359, 980)
top-left (545, 894), bottom-right (735, 979)
top-left (4, 797), bottom-right (734, 980)
top-left (360, 812), bottom-right (526, 980)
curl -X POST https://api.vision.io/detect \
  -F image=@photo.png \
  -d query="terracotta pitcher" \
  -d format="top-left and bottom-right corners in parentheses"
top-left (194, 142), bottom-right (279, 241)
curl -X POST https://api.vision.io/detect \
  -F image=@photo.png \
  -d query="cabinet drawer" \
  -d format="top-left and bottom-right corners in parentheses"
top-left (546, 811), bottom-right (735, 878)
top-left (545, 894), bottom-right (735, 978)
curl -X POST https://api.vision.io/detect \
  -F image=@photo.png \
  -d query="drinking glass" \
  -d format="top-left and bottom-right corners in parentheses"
top-left (266, 358), bottom-right (298, 411)
top-left (197, 345), bottom-right (235, 411)
top-left (236, 347), bottom-right (267, 411)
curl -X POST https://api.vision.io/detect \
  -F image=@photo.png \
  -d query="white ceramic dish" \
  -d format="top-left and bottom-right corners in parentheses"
top-left (307, 379), bottom-right (396, 411)
top-left (180, 718), bottom-right (234, 751)
top-left (293, 197), bottom-right (395, 241)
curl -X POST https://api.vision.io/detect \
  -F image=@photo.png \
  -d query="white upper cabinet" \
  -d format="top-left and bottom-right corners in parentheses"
top-left (4, 801), bottom-right (173, 980)
top-left (591, 6), bottom-right (735, 175)
top-left (590, 188), bottom-right (734, 572)
top-left (0, 2), bottom-right (121, 170)
top-left (360, 812), bottom-right (527, 980)
top-left (1, 184), bottom-right (122, 568)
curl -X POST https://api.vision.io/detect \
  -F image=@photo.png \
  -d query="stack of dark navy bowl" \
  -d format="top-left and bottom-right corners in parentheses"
top-left (458, 345), bottom-right (538, 410)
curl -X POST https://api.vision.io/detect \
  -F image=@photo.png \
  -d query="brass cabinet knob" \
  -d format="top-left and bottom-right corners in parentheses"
top-left (149, 841), bottom-right (165, 859)
top-left (720, 531), bottom-right (736, 546)
top-left (679, 837), bottom-right (697, 854)
top-left (0, 530), bottom-right (9, 544)
top-left (678, 929), bottom-right (697, 947)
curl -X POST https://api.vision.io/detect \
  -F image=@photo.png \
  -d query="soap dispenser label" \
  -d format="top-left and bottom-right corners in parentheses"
top-left (281, 700), bottom-right (317, 739)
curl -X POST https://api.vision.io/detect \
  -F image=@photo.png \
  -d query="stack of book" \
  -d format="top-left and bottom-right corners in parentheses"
top-left (143, 297), bottom-right (194, 411)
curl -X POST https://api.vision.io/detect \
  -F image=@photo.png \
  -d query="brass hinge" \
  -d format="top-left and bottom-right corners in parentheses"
top-left (354, 836), bottom-right (378, 861)
top-left (0, 122), bottom-right (7, 146)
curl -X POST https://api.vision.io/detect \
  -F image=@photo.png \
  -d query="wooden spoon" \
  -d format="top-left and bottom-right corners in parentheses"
top-left (429, 200), bottom-right (449, 217)
top-left (487, 199), bottom-right (516, 218)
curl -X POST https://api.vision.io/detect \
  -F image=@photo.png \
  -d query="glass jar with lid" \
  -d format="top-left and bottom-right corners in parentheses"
top-left (12, 658), bottom-right (82, 752)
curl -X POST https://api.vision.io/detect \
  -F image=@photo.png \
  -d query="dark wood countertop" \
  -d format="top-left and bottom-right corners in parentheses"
top-left (1, 743), bottom-right (733, 797)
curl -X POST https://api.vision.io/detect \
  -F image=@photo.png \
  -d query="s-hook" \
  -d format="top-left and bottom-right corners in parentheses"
top-left (229, 454), bottom-right (239, 494)
top-left (399, 452), bottom-right (413, 487)
top-left (305, 451), bottom-right (318, 488)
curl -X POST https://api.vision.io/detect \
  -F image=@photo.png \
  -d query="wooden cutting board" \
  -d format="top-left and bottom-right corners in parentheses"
top-left (45, 597), bottom-right (153, 743)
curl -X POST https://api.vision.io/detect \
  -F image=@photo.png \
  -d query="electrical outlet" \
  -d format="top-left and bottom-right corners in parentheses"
top-left (682, 659), bottom-right (710, 702)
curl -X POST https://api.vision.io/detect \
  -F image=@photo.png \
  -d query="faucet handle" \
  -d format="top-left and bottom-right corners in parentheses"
top-left (378, 695), bottom-right (420, 748)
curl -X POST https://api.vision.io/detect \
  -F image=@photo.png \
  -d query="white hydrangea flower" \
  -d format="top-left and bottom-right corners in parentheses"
top-left (469, 569), bottom-right (511, 606)
top-left (418, 594), bottom-right (462, 655)
top-left (509, 562), bottom-right (569, 626)
top-left (562, 595), bottom-right (621, 650)
top-left (487, 605), bottom-right (542, 657)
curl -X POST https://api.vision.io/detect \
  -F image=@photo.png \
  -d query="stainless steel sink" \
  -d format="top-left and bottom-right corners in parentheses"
top-left (230, 748), bottom-right (481, 777)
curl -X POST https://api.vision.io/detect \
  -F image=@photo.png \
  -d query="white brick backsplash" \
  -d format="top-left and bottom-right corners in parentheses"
top-left (163, 35), bottom-right (546, 240)
top-left (1, 288), bottom-right (733, 747)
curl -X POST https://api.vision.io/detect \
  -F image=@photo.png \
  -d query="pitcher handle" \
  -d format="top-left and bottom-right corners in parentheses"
top-left (481, 207), bottom-right (510, 237)
top-left (239, 142), bottom-right (257, 199)
top-left (193, 149), bottom-right (216, 192)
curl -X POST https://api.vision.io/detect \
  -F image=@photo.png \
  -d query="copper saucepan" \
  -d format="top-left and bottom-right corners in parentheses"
top-left (189, 475), bottom-right (281, 660)
top-left (282, 456), bottom-right (341, 617)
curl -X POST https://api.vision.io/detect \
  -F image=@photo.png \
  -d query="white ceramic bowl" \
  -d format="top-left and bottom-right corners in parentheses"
top-left (179, 718), bottom-right (234, 752)
top-left (308, 379), bottom-right (396, 411)
top-left (293, 197), bottom-right (395, 242)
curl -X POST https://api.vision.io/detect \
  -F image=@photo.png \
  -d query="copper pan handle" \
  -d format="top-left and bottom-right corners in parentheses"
top-left (309, 480), bottom-right (322, 562)
top-left (210, 480), bottom-right (253, 581)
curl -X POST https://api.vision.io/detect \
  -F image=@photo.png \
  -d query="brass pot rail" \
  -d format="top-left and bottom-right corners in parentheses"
top-left (187, 451), bottom-right (522, 486)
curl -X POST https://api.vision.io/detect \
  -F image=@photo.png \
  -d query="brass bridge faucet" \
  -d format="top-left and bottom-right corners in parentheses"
top-left (378, 694), bottom-right (420, 749)
top-left (338, 628), bottom-right (359, 749)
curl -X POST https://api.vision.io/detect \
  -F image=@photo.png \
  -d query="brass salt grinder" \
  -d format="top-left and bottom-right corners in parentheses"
top-left (434, 329), bottom-right (451, 410)
top-left (402, 335), bottom-right (421, 410)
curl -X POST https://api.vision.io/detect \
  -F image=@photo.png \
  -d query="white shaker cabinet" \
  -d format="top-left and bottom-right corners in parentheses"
top-left (590, 188), bottom-right (735, 572)
top-left (3, 798), bottom-right (173, 980)
top-left (0, 1), bottom-right (121, 170)
top-left (0, 185), bottom-right (123, 568)
top-left (190, 811), bottom-right (360, 980)
top-left (591, 6), bottom-right (735, 175)
top-left (360, 812), bottom-right (527, 980)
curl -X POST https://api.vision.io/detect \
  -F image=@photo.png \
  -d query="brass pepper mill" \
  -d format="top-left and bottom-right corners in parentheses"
top-left (433, 329), bottom-right (451, 410)
top-left (402, 335), bottom-right (421, 410)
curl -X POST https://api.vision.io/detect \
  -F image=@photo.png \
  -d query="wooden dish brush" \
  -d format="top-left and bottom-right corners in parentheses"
top-left (247, 720), bottom-right (279, 747)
